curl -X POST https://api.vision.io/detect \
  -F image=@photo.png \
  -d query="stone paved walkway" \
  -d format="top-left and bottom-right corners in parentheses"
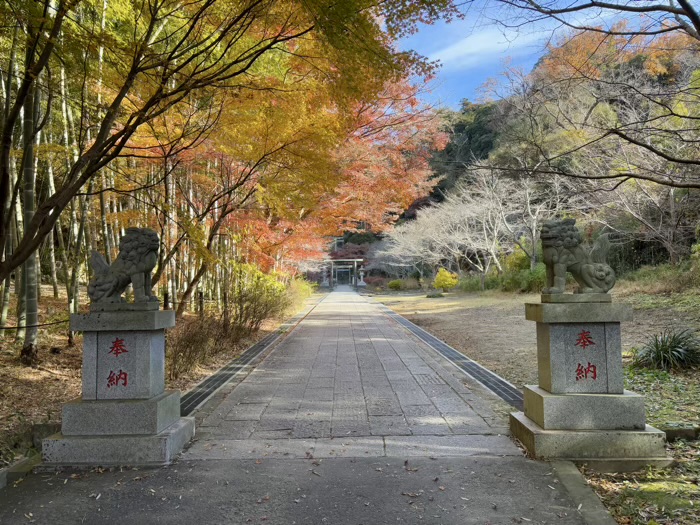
top-left (188, 286), bottom-right (510, 455)
top-left (0, 288), bottom-right (610, 524)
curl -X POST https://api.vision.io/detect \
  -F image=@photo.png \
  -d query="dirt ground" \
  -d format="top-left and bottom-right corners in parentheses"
top-left (374, 290), bottom-right (700, 390)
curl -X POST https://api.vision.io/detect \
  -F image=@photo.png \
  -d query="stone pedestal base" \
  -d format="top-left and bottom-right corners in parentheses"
top-left (61, 391), bottom-right (182, 436)
top-left (523, 386), bottom-right (646, 430)
top-left (42, 417), bottom-right (194, 467)
top-left (510, 412), bottom-right (671, 472)
top-left (43, 310), bottom-right (195, 467)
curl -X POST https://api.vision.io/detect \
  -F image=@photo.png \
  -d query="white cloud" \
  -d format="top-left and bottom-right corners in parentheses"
top-left (429, 26), bottom-right (547, 72)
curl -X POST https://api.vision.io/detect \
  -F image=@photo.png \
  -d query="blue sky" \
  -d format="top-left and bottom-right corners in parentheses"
top-left (399, 13), bottom-right (553, 109)
top-left (398, 2), bottom-right (625, 109)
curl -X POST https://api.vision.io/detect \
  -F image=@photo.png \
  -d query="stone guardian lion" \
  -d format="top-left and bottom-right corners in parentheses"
top-left (88, 227), bottom-right (160, 304)
top-left (541, 219), bottom-right (616, 294)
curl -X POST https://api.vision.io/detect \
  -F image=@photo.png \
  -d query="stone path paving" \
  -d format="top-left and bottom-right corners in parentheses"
top-left (189, 286), bottom-right (509, 455)
top-left (0, 287), bottom-right (612, 525)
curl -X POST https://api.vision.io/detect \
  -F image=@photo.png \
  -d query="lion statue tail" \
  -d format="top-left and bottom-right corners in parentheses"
top-left (589, 234), bottom-right (611, 264)
top-left (90, 250), bottom-right (110, 276)
top-left (88, 250), bottom-right (114, 302)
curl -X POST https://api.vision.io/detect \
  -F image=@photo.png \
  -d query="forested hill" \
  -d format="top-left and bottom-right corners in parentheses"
top-left (381, 28), bottom-right (700, 283)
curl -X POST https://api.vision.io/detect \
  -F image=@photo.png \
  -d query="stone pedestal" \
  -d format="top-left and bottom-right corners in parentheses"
top-left (510, 297), bottom-right (670, 471)
top-left (43, 310), bottom-right (195, 467)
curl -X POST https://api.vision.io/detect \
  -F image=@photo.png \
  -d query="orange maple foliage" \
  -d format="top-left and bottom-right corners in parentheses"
top-left (537, 24), bottom-right (699, 82)
top-left (314, 78), bottom-right (447, 236)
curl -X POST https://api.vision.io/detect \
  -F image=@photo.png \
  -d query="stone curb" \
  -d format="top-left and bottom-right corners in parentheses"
top-left (658, 425), bottom-right (700, 442)
top-left (0, 455), bottom-right (42, 490)
top-left (550, 460), bottom-right (618, 525)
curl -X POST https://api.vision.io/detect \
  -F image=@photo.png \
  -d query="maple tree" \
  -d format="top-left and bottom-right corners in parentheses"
top-left (0, 0), bottom-right (459, 363)
top-left (482, 27), bottom-right (700, 189)
top-left (477, 1), bottom-right (700, 189)
top-left (314, 78), bottom-right (447, 235)
top-left (0, 0), bottom-right (460, 285)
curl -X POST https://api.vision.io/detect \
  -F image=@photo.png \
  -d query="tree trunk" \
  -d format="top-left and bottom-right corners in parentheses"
top-left (69, 191), bottom-right (90, 315)
top-left (20, 75), bottom-right (39, 366)
top-left (0, 211), bottom-right (13, 338)
top-left (45, 141), bottom-right (60, 298)
top-left (176, 263), bottom-right (208, 318)
top-left (0, 26), bottom-right (18, 339)
top-left (97, 0), bottom-right (112, 263)
top-left (14, 161), bottom-right (25, 343)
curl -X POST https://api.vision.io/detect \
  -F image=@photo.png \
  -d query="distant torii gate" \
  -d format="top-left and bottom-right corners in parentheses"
top-left (324, 258), bottom-right (364, 288)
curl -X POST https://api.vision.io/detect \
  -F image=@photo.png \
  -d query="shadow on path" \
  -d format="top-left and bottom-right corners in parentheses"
top-left (0, 289), bottom-right (607, 524)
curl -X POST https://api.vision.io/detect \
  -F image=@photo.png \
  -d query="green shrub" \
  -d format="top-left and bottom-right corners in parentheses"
top-left (227, 264), bottom-right (289, 337)
top-left (484, 274), bottom-right (501, 290)
top-left (387, 279), bottom-right (403, 291)
top-left (285, 277), bottom-right (316, 313)
top-left (518, 263), bottom-right (546, 293)
top-left (168, 268), bottom-right (306, 380)
top-left (621, 263), bottom-right (687, 283)
top-left (498, 263), bottom-right (547, 293)
top-left (458, 275), bottom-right (483, 292)
top-left (386, 278), bottom-right (420, 291)
top-left (433, 268), bottom-right (458, 292)
top-left (458, 273), bottom-right (500, 292)
top-left (503, 246), bottom-right (531, 273)
top-left (167, 317), bottom-right (225, 380)
top-left (632, 329), bottom-right (700, 370)
top-left (499, 270), bottom-right (521, 292)
top-left (618, 262), bottom-right (698, 293)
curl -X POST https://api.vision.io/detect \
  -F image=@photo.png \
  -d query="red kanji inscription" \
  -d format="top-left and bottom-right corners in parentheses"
top-left (575, 362), bottom-right (598, 381)
top-left (107, 369), bottom-right (128, 388)
top-left (575, 330), bottom-right (595, 350)
top-left (109, 337), bottom-right (128, 357)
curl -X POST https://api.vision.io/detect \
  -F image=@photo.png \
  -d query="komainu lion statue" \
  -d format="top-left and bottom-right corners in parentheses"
top-left (88, 228), bottom-right (160, 304)
top-left (541, 219), bottom-right (616, 294)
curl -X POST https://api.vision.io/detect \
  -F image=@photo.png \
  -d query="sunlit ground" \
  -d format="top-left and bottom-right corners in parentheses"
top-left (372, 290), bottom-right (539, 315)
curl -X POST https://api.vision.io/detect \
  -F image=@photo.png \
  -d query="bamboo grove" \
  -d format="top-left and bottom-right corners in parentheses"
top-left (0, 0), bottom-right (457, 362)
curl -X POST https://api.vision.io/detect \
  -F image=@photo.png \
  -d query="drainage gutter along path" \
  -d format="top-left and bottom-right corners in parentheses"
top-left (375, 302), bottom-right (525, 410)
top-left (0, 286), bottom-right (613, 525)
top-left (180, 294), bottom-right (326, 416)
